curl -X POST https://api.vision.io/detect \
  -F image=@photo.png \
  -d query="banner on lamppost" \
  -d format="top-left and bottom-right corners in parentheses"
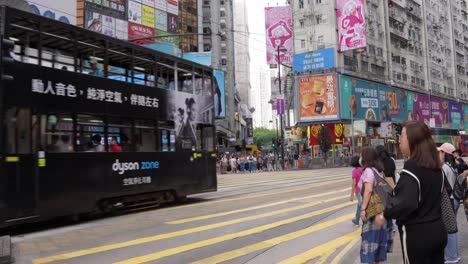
top-left (277, 95), bottom-right (285, 115)
top-left (336, 0), bottom-right (367, 52)
top-left (264, 6), bottom-right (293, 65)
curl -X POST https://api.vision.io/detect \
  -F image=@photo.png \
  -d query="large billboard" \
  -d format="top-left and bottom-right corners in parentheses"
top-left (430, 97), bottom-right (449, 128)
top-left (167, 13), bottom-right (179, 33)
top-left (128, 0), bottom-right (142, 24)
top-left (298, 75), bottom-right (338, 121)
top-left (128, 22), bottom-right (155, 44)
top-left (213, 70), bottom-right (226, 118)
top-left (449, 102), bottom-right (463, 130)
top-left (265, 6), bottom-right (293, 65)
top-left (336, 0), bottom-right (367, 52)
top-left (341, 76), bottom-right (379, 121)
top-left (29, 0), bottom-right (77, 25)
top-left (84, 4), bottom-right (128, 40)
top-left (155, 9), bottom-right (168, 31)
top-left (378, 85), bottom-right (408, 122)
top-left (142, 4), bottom-right (155, 28)
top-left (167, 0), bottom-right (179, 15)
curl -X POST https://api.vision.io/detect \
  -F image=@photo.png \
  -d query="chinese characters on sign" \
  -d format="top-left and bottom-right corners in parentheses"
top-left (298, 74), bottom-right (338, 121)
top-left (123, 176), bottom-right (152, 186)
top-left (292, 48), bottom-right (335, 72)
top-left (31, 79), bottom-right (159, 109)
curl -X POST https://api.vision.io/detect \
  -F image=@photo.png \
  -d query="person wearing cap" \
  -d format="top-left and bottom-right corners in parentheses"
top-left (438, 142), bottom-right (461, 264)
top-left (384, 121), bottom-right (447, 264)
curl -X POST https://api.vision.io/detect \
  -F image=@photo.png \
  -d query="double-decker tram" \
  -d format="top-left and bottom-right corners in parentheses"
top-left (0, 7), bottom-right (217, 228)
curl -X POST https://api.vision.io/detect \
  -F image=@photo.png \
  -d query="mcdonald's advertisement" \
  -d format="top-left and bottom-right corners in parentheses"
top-left (298, 74), bottom-right (338, 121)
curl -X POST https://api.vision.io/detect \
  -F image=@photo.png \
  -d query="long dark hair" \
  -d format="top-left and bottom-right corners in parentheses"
top-left (443, 152), bottom-right (456, 168)
top-left (350, 156), bottom-right (360, 168)
top-left (361, 147), bottom-right (384, 172)
top-left (404, 121), bottom-right (441, 169)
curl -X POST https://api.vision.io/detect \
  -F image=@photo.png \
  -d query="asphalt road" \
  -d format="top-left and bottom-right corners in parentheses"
top-left (9, 163), bottom-right (468, 264)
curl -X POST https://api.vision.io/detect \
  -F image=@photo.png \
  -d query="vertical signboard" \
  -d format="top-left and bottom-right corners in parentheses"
top-left (449, 102), bottom-right (463, 130)
top-left (412, 93), bottom-right (430, 125)
top-left (298, 75), bottom-right (338, 121)
top-left (155, 10), bottom-right (168, 31)
top-left (407, 91), bottom-right (414, 121)
top-left (276, 95), bottom-right (285, 115)
top-left (213, 70), bottom-right (226, 119)
top-left (465, 105), bottom-right (468, 133)
top-left (167, 13), bottom-right (179, 33)
top-left (128, 1), bottom-right (142, 24)
top-left (142, 4), bottom-right (155, 28)
top-left (430, 98), bottom-right (449, 128)
top-left (341, 76), bottom-right (379, 120)
top-left (336, 0), bottom-right (367, 52)
top-left (264, 6), bottom-right (293, 65)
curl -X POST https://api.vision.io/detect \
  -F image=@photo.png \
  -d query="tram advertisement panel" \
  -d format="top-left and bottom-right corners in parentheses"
top-left (5, 62), bottom-right (214, 126)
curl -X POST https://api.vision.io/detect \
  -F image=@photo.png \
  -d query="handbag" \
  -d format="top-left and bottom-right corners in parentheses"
top-left (364, 169), bottom-right (392, 218)
top-left (441, 171), bottom-right (458, 234)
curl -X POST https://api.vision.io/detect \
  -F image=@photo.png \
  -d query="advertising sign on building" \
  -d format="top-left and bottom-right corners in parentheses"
top-left (156, 31), bottom-right (180, 46)
top-left (142, 0), bottom-right (155, 6)
top-left (128, 22), bottom-right (155, 44)
top-left (128, 1), bottom-right (142, 24)
top-left (336, 0), bottom-right (367, 52)
top-left (29, 0), bottom-right (77, 25)
top-left (83, 0), bottom-right (126, 19)
top-left (142, 4), bottom-right (155, 28)
top-left (115, 19), bottom-right (129, 40)
top-left (411, 93), bottom-right (431, 125)
top-left (84, 4), bottom-right (129, 40)
top-left (292, 48), bottom-right (335, 72)
top-left (167, 13), bottom-right (179, 33)
top-left (449, 101), bottom-right (463, 130)
top-left (276, 95), bottom-right (285, 115)
top-left (155, 0), bottom-right (167, 10)
top-left (155, 10), bottom-right (168, 31)
top-left (167, 0), bottom-right (179, 15)
top-left (379, 122), bottom-right (393, 138)
top-left (264, 6), bottom-right (293, 65)
top-left (298, 75), bottom-right (338, 121)
top-left (341, 76), bottom-right (379, 120)
top-left (430, 97), bottom-right (449, 128)
top-left (465, 105), bottom-right (468, 133)
top-left (213, 70), bottom-right (226, 119)
top-left (378, 86), bottom-right (408, 122)
top-left (309, 124), bottom-right (344, 145)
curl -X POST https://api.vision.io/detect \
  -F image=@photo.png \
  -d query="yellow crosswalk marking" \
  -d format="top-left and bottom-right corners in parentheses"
top-left (167, 188), bottom-right (350, 224)
top-left (33, 197), bottom-right (353, 264)
top-left (191, 213), bottom-right (356, 264)
top-left (330, 237), bottom-right (360, 264)
top-left (278, 228), bottom-right (361, 264)
top-left (318, 250), bottom-right (334, 264)
top-left (218, 173), bottom-right (348, 188)
top-left (116, 212), bottom-right (356, 264)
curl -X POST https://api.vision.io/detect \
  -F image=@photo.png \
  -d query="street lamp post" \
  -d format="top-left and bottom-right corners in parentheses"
top-left (351, 110), bottom-right (355, 156)
top-left (277, 46), bottom-right (286, 170)
top-left (269, 119), bottom-right (279, 163)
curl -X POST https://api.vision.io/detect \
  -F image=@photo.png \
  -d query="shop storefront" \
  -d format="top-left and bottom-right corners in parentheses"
top-left (309, 123), bottom-right (344, 160)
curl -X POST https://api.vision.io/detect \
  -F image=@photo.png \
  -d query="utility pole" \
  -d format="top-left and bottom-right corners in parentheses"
top-left (277, 46), bottom-right (285, 170)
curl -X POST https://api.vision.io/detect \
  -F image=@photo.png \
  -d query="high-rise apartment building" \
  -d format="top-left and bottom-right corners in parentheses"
top-left (252, 66), bottom-right (273, 128)
top-left (202, 0), bottom-right (240, 146)
top-left (290, 0), bottom-right (468, 100)
top-left (179, 0), bottom-right (199, 52)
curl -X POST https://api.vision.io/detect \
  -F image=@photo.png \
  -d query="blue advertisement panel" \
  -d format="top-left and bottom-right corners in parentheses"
top-left (449, 101), bottom-right (463, 130)
top-left (213, 70), bottom-right (226, 119)
top-left (292, 48), bottom-right (335, 73)
top-left (341, 76), bottom-right (379, 121)
top-left (378, 85), bottom-right (408, 122)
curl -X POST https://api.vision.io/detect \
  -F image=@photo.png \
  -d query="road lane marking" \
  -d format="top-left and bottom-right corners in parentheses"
top-left (191, 213), bottom-right (356, 264)
top-left (278, 228), bottom-right (361, 264)
top-left (207, 178), bottom-right (349, 200)
top-left (318, 250), bottom-right (334, 264)
top-left (218, 173), bottom-right (348, 188)
top-left (330, 237), bottom-right (360, 264)
top-left (167, 188), bottom-right (350, 224)
top-left (33, 198), bottom-right (353, 264)
top-left (115, 210), bottom-right (356, 264)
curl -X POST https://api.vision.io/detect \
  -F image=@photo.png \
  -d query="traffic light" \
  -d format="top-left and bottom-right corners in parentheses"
top-left (271, 137), bottom-right (276, 148)
top-left (0, 36), bottom-right (15, 81)
top-left (277, 138), bottom-right (282, 146)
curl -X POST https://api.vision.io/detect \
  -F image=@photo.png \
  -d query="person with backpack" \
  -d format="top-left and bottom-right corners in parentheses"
top-left (438, 143), bottom-right (461, 263)
top-left (358, 147), bottom-right (392, 264)
top-left (384, 121), bottom-right (447, 264)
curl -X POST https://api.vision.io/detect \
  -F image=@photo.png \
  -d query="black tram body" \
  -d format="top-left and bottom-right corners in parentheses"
top-left (0, 7), bottom-right (217, 228)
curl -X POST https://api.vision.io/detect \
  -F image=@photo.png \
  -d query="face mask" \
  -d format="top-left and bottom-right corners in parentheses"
top-left (359, 157), bottom-right (363, 166)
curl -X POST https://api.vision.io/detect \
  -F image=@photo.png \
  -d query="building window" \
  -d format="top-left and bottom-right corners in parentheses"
top-left (220, 0), bottom-right (224, 5)
top-left (300, 19), bottom-right (305, 28)
top-left (402, 74), bottom-right (407, 81)
top-left (316, 0), bottom-right (321, 3)
top-left (301, 39), bottom-right (306, 48)
top-left (317, 35), bottom-right (323, 43)
top-left (299, 0), bottom-right (304, 8)
top-left (376, 48), bottom-right (383, 57)
top-left (220, 11), bottom-right (225, 17)
top-left (316, 14), bottom-right (322, 24)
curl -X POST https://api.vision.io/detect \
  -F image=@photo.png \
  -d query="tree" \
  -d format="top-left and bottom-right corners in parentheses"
top-left (318, 125), bottom-right (332, 165)
top-left (253, 128), bottom-right (277, 148)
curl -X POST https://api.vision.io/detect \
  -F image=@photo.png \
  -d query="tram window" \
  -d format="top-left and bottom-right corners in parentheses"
top-left (202, 126), bottom-right (215, 152)
top-left (5, 107), bottom-right (32, 154)
top-left (195, 76), bottom-right (203, 95)
top-left (76, 115), bottom-right (105, 152)
top-left (178, 72), bottom-right (193, 94)
top-left (43, 114), bottom-right (74, 152)
top-left (84, 59), bottom-right (105, 77)
top-left (134, 120), bottom-right (157, 152)
top-left (108, 118), bottom-right (132, 152)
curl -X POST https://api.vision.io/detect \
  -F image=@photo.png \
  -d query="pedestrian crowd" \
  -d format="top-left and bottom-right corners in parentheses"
top-left (350, 121), bottom-right (468, 264)
top-left (217, 152), bottom-right (308, 174)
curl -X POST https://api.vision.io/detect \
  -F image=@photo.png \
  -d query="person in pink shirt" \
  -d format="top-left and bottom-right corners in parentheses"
top-left (350, 156), bottom-right (363, 226)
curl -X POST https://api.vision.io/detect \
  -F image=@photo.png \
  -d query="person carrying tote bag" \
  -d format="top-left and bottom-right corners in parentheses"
top-left (384, 121), bottom-right (447, 264)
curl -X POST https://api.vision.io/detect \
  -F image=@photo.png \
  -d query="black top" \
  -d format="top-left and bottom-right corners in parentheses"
top-left (382, 156), bottom-right (396, 180)
top-left (384, 159), bottom-right (443, 226)
top-left (455, 157), bottom-right (468, 174)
